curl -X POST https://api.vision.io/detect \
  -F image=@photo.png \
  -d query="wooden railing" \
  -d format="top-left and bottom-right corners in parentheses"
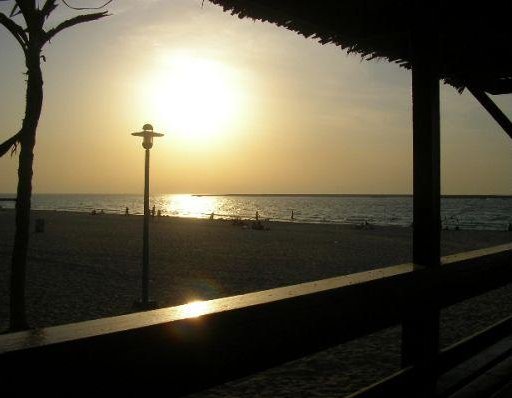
top-left (1, 243), bottom-right (511, 395)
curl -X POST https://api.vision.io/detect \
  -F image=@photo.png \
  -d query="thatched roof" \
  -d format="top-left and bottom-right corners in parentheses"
top-left (209, 0), bottom-right (512, 94)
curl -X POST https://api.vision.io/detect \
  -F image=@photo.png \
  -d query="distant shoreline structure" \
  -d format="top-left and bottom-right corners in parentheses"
top-left (193, 193), bottom-right (512, 199)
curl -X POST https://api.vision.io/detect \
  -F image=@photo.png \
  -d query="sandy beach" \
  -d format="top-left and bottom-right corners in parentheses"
top-left (1, 209), bottom-right (511, 396)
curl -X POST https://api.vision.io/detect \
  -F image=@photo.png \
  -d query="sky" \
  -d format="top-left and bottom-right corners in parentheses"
top-left (0, 0), bottom-right (511, 195)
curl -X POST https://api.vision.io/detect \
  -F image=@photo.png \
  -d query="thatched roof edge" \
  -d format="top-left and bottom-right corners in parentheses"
top-left (209, 0), bottom-right (512, 94)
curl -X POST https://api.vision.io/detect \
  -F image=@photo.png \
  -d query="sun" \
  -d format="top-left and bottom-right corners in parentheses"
top-left (144, 53), bottom-right (243, 143)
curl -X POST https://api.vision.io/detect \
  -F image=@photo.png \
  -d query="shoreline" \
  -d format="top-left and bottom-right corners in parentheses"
top-left (1, 194), bottom-right (511, 232)
top-left (1, 208), bottom-right (510, 231)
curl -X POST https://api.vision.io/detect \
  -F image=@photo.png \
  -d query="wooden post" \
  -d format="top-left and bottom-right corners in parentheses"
top-left (402, 1), bottom-right (441, 394)
top-left (411, 47), bottom-right (441, 266)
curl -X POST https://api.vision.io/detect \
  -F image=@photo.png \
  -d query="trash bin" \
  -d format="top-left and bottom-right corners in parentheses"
top-left (35, 218), bottom-right (45, 233)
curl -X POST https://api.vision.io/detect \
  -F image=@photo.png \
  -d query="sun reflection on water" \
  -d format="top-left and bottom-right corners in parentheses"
top-left (158, 194), bottom-right (219, 218)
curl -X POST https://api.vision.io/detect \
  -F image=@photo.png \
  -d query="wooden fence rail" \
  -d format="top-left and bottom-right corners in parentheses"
top-left (1, 243), bottom-right (511, 395)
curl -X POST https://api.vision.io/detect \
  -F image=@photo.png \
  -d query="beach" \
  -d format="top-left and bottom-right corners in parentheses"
top-left (1, 209), bottom-right (511, 396)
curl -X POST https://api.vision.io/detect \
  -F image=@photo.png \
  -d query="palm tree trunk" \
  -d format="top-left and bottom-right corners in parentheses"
top-left (9, 47), bottom-right (43, 331)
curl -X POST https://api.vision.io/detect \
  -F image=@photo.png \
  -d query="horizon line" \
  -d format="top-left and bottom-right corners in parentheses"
top-left (1, 193), bottom-right (512, 198)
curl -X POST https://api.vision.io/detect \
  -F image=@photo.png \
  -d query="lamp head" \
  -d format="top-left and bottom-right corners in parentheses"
top-left (132, 123), bottom-right (164, 149)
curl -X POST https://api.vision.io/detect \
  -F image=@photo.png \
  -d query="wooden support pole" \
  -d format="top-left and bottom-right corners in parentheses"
top-left (402, 2), bottom-right (441, 395)
top-left (468, 87), bottom-right (512, 141)
top-left (411, 54), bottom-right (441, 267)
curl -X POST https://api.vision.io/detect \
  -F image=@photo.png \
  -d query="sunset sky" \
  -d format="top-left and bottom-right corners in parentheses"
top-left (0, 0), bottom-right (511, 195)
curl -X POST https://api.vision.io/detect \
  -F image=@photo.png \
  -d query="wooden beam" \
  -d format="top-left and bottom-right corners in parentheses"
top-left (347, 315), bottom-right (512, 398)
top-left (468, 87), bottom-right (512, 141)
top-left (438, 315), bottom-right (512, 375)
top-left (1, 244), bottom-right (511, 395)
top-left (346, 366), bottom-right (418, 398)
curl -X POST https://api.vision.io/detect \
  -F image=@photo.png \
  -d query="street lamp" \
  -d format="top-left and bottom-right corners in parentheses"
top-left (132, 123), bottom-right (164, 310)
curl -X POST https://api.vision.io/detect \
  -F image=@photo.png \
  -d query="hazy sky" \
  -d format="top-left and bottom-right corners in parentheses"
top-left (1, 0), bottom-right (511, 195)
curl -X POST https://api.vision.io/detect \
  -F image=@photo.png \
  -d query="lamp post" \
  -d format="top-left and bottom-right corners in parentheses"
top-left (132, 123), bottom-right (164, 310)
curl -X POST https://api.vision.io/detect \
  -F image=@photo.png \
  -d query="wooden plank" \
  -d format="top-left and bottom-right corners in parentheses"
top-left (0, 262), bottom-right (415, 354)
top-left (439, 346), bottom-right (512, 398)
top-left (346, 366), bottom-right (418, 398)
top-left (348, 316), bottom-right (512, 398)
top-left (1, 263), bottom-right (417, 393)
top-left (438, 316), bottom-right (512, 375)
top-left (2, 244), bottom-right (508, 354)
top-left (0, 244), bottom-right (511, 394)
top-left (438, 244), bottom-right (512, 307)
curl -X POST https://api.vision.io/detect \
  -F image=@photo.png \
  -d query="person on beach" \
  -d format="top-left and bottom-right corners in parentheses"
top-left (151, 205), bottom-right (156, 217)
top-left (125, 207), bottom-right (129, 216)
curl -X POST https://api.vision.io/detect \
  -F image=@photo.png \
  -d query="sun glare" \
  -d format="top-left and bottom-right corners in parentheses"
top-left (143, 53), bottom-right (244, 143)
top-left (179, 300), bottom-right (211, 319)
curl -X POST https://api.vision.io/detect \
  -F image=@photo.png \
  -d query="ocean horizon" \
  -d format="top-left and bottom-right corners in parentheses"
top-left (1, 193), bottom-right (511, 231)
top-left (3, 192), bottom-right (512, 198)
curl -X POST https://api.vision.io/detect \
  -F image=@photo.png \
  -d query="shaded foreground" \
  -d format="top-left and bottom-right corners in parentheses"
top-left (0, 210), bottom-right (511, 396)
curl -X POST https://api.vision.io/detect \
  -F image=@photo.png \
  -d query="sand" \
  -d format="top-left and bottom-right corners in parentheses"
top-left (1, 209), bottom-right (511, 396)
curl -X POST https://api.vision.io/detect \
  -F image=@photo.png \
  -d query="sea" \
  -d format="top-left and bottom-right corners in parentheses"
top-left (1, 194), bottom-right (511, 231)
